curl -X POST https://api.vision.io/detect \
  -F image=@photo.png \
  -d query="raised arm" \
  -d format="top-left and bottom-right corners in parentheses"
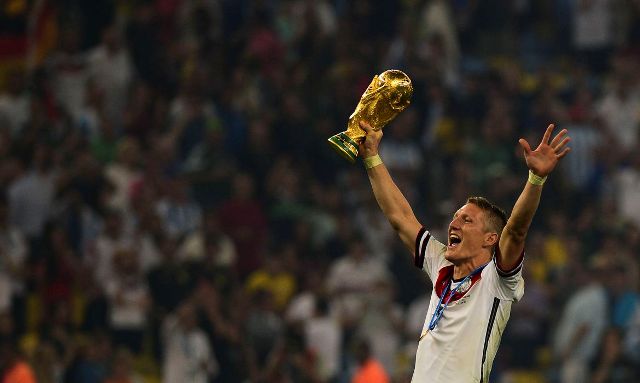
top-left (358, 121), bottom-right (422, 255)
top-left (499, 124), bottom-right (571, 270)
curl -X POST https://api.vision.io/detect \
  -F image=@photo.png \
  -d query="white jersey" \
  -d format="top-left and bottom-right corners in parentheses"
top-left (411, 228), bottom-right (525, 383)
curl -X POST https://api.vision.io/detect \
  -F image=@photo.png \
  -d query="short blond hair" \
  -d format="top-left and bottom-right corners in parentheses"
top-left (466, 196), bottom-right (507, 235)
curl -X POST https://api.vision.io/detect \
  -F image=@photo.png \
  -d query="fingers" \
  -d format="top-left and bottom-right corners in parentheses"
top-left (359, 120), bottom-right (374, 133)
top-left (359, 120), bottom-right (382, 139)
top-left (557, 147), bottom-right (571, 159)
top-left (550, 128), bottom-right (568, 148)
top-left (541, 123), bottom-right (555, 145)
top-left (518, 138), bottom-right (532, 155)
top-left (554, 137), bottom-right (571, 153)
top-left (358, 120), bottom-right (382, 158)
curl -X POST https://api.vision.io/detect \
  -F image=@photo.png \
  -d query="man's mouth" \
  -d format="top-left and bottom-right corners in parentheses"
top-left (448, 233), bottom-right (461, 248)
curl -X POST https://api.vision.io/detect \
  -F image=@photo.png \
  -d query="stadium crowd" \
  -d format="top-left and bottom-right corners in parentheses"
top-left (0, 0), bottom-right (640, 382)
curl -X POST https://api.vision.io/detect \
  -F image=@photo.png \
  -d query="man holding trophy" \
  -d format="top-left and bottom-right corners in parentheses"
top-left (329, 71), bottom-right (571, 382)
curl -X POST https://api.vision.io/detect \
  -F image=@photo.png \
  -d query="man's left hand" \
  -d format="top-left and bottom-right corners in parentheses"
top-left (518, 123), bottom-right (571, 177)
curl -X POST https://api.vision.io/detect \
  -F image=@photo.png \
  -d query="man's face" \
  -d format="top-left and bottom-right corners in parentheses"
top-left (445, 203), bottom-right (495, 263)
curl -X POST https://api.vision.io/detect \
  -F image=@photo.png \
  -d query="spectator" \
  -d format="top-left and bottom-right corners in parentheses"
top-left (355, 280), bottom-right (403, 377)
top-left (87, 24), bottom-right (133, 131)
top-left (605, 259), bottom-right (639, 329)
top-left (244, 290), bottom-right (284, 382)
top-left (77, 77), bottom-right (106, 140)
top-left (596, 74), bottom-right (640, 156)
top-left (245, 250), bottom-right (297, 312)
top-left (129, 205), bottom-right (161, 274)
top-left (625, 305), bottom-right (640, 365)
top-left (354, 195), bottom-right (395, 262)
top-left (0, 194), bottom-right (27, 330)
top-left (285, 268), bottom-right (324, 325)
top-left (40, 303), bottom-right (75, 377)
top-left (326, 237), bottom-right (390, 328)
top-left (303, 297), bottom-right (342, 382)
top-left (103, 348), bottom-right (144, 383)
top-left (404, 293), bottom-right (430, 343)
top-left (162, 301), bottom-right (217, 383)
top-left (614, 151), bottom-right (640, 228)
top-left (90, 116), bottom-right (120, 164)
top-left (29, 340), bottom-right (60, 383)
top-left (379, 110), bottom-right (423, 176)
top-left (590, 327), bottom-right (638, 383)
top-left (179, 211), bottom-right (237, 267)
top-left (562, 86), bottom-right (603, 191)
top-left (502, 266), bottom-right (551, 369)
top-left (63, 152), bottom-right (109, 253)
top-left (167, 78), bottom-right (219, 162)
top-left (105, 138), bottom-right (142, 212)
top-left (63, 333), bottom-right (112, 383)
top-left (196, 281), bottom-right (243, 382)
top-left (125, 2), bottom-right (168, 86)
top-left (155, 176), bottom-right (202, 239)
top-left (91, 209), bottom-right (133, 289)
top-left (182, 119), bottom-right (236, 209)
top-left (351, 340), bottom-right (389, 383)
top-left (48, 25), bottom-right (89, 123)
top-left (552, 258), bottom-right (609, 383)
top-left (105, 249), bottom-right (150, 354)
top-left (39, 224), bottom-right (78, 314)
top-left (218, 173), bottom-right (268, 277)
top-left (147, 237), bottom-right (195, 315)
top-left (8, 143), bottom-right (57, 242)
top-left (146, 236), bottom-right (194, 362)
top-left (418, 0), bottom-right (460, 87)
top-left (0, 70), bottom-right (29, 135)
top-left (122, 82), bottom-right (157, 145)
top-left (0, 339), bottom-right (36, 383)
top-left (570, 0), bottom-right (615, 73)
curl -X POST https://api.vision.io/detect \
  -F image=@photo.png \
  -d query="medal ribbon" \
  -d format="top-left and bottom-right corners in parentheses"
top-left (428, 262), bottom-right (488, 331)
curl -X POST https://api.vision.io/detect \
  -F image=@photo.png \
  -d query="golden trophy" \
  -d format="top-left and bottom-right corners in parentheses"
top-left (328, 69), bottom-right (413, 162)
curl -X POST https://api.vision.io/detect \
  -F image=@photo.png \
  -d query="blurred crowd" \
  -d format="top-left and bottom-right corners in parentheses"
top-left (0, 0), bottom-right (640, 382)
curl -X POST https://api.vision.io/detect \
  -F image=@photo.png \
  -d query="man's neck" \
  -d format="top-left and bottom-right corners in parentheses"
top-left (452, 256), bottom-right (491, 280)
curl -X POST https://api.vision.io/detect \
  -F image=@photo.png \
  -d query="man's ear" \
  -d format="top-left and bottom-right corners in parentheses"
top-left (484, 232), bottom-right (499, 248)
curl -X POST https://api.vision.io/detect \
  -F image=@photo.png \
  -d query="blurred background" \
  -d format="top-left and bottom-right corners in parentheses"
top-left (0, 0), bottom-right (639, 382)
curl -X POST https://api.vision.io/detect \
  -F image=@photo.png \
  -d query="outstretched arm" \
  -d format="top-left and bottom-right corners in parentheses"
top-left (358, 121), bottom-right (422, 255)
top-left (498, 124), bottom-right (571, 270)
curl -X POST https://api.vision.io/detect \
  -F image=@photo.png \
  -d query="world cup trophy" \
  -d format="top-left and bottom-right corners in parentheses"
top-left (327, 70), bottom-right (413, 163)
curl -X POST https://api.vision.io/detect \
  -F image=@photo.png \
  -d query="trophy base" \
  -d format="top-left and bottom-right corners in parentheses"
top-left (328, 132), bottom-right (359, 163)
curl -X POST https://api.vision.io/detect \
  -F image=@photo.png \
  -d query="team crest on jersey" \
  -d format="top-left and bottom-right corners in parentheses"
top-left (458, 278), bottom-right (472, 293)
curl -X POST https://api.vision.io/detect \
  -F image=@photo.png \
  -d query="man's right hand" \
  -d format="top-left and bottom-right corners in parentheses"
top-left (358, 120), bottom-right (383, 158)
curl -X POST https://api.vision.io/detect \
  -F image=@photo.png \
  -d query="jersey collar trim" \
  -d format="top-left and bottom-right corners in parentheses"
top-left (434, 264), bottom-right (484, 301)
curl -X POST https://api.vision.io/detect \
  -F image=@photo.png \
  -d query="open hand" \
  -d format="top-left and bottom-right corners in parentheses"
top-left (518, 124), bottom-right (571, 177)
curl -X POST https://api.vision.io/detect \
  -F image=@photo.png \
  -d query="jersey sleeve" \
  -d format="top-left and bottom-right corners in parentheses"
top-left (483, 247), bottom-right (525, 301)
top-left (414, 227), bottom-right (449, 282)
